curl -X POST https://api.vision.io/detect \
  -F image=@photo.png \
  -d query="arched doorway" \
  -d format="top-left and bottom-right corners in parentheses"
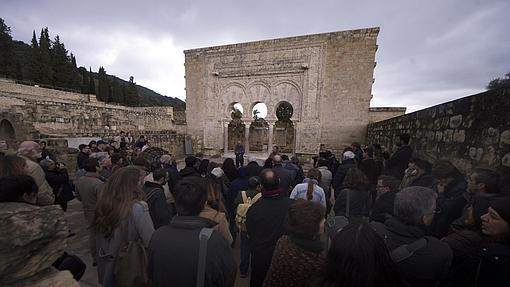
top-left (249, 102), bottom-right (269, 152)
top-left (228, 102), bottom-right (245, 150)
top-left (274, 101), bottom-right (295, 153)
top-left (0, 119), bottom-right (15, 140)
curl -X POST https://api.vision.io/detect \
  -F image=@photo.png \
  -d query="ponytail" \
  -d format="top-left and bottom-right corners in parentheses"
top-left (306, 168), bottom-right (321, 201)
top-left (307, 180), bottom-right (314, 200)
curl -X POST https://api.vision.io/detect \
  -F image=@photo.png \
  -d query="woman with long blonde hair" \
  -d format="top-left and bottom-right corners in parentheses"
top-left (199, 179), bottom-right (233, 245)
top-left (93, 166), bottom-right (155, 287)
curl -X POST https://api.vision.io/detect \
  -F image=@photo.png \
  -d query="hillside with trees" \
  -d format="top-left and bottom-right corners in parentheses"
top-left (0, 18), bottom-right (185, 110)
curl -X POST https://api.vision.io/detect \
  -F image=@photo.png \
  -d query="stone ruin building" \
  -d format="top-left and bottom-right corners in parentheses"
top-left (184, 27), bottom-right (404, 159)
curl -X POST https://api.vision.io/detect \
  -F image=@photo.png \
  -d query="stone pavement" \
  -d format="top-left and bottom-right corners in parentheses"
top-left (65, 198), bottom-right (250, 287)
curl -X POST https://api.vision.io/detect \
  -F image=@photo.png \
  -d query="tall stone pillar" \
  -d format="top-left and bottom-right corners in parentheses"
top-left (223, 121), bottom-right (229, 153)
top-left (268, 121), bottom-right (274, 153)
top-left (244, 122), bottom-right (250, 153)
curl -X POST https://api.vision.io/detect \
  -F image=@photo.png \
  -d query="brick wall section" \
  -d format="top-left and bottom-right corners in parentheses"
top-left (366, 88), bottom-right (510, 173)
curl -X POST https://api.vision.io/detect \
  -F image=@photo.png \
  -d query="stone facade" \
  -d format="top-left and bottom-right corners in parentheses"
top-left (0, 79), bottom-right (185, 157)
top-left (367, 88), bottom-right (510, 174)
top-left (184, 28), bottom-right (380, 156)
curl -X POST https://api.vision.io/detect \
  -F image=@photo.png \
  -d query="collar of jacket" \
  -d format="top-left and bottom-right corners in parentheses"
top-left (317, 166), bottom-right (328, 170)
top-left (170, 216), bottom-right (218, 229)
top-left (261, 187), bottom-right (285, 198)
top-left (144, 181), bottom-right (163, 189)
top-left (386, 217), bottom-right (426, 239)
top-left (289, 235), bottom-right (325, 253)
top-left (84, 172), bottom-right (103, 180)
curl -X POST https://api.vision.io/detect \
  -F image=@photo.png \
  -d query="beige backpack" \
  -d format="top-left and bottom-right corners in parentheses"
top-left (235, 191), bottom-right (262, 232)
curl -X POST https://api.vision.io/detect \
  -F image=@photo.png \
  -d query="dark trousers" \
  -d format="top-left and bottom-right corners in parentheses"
top-left (240, 232), bottom-right (250, 275)
top-left (235, 154), bottom-right (244, 167)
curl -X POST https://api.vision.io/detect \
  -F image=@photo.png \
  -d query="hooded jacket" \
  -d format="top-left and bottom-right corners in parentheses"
top-left (148, 216), bottom-right (237, 287)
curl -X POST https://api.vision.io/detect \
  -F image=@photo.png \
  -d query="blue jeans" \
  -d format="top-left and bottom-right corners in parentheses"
top-left (240, 231), bottom-right (250, 275)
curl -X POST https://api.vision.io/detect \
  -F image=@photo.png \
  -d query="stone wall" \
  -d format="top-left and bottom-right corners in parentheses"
top-left (369, 107), bottom-right (407, 123)
top-left (367, 88), bottom-right (510, 173)
top-left (184, 28), bottom-right (379, 156)
top-left (0, 79), bottom-right (185, 158)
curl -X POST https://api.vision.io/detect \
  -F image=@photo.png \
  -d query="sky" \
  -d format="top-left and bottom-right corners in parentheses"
top-left (1, 0), bottom-right (509, 113)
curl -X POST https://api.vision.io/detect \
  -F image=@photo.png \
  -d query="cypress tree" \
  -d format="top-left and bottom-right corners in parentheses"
top-left (97, 66), bottom-right (109, 102)
top-left (27, 30), bottom-right (41, 82)
top-left (0, 18), bottom-right (15, 78)
top-left (125, 76), bottom-right (140, 106)
top-left (38, 28), bottom-right (52, 84)
top-left (88, 67), bottom-right (96, 95)
top-left (111, 78), bottom-right (123, 103)
top-left (69, 53), bottom-right (81, 90)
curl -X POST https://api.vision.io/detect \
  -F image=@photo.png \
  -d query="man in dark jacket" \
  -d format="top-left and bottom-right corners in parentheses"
top-left (74, 158), bottom-right (104, 265)
top-left (383, 133), bottom-right (413, 179)
top-left (431, 160), bottom-right (468, 238)
top-left (77, 144), bottom-right (90, 170)
top-left (148, 176), bottom-right (237, 287)
top-left (160, 154), bottom-right (179, 190)
top-left (370, 175), bottom-right (400, 223)
top-left (372, 186), bottom-right (453, 287)
top-left (40, 159), bottom-right (73, 211)
top-left (143, 168), bottom-right (172, 229)
top-left (272, 155), bottom-right (294, 194)
top-left (234, 140), bottom-right (245, 168)
top-left (332, 151), bottom-right (357, 198)
top-left (178, 156), bottom-right (200, 179)
top-left (246, 169), bottom-right (293, 287)
top-left (245, 156), bottom-right (263, 177)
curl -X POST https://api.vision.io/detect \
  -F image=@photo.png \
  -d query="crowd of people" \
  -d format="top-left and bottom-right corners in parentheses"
top-left (0, 133), bottom-right (509, 287)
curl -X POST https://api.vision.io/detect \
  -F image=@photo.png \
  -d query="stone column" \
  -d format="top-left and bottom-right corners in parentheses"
top-left (223, 121), bottom-right (229, 153)
top-left (244, 122), bottom-right (250, 153)
top-left (268, 121), bottom-right (274, 153)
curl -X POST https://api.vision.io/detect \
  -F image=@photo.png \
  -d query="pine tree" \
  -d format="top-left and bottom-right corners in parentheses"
top-left (88, 67), bottom-right (96, 95)
top-left (50, 35), bottom-right (70, 87)
top-left (38, 28), bottom-right (52, 84)
top-left (0, 18), bottom-right (15, 78)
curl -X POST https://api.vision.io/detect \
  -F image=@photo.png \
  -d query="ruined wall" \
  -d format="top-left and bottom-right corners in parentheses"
top-left (185, 28), bottom-right (379, 156)
top-left (0, 79), bottom-right (185, 157)
top-left (369, 107), bottom-right (407, 123)
top-left (367, 88), bottom-right (510, 173)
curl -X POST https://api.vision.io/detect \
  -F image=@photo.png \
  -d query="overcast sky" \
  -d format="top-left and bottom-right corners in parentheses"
top-left (1, 0), bottom-right (509, 112)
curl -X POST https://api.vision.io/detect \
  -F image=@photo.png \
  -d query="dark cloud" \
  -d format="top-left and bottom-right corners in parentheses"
top-left (1, 0), bottom-right (509, 112)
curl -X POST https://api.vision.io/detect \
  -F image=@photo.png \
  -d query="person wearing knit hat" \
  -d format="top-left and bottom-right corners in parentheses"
top-left (481, 197), bottom-right (510, 240)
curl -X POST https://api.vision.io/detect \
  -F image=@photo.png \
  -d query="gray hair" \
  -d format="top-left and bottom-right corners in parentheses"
top-left (160, 154), bottom-right (173, 164)
top-left (90, 152), bottom-right (110, 163)
top-left (273, 155), bottom-right (282, 164)
top-left (394, 186), bottom-right (437, 225)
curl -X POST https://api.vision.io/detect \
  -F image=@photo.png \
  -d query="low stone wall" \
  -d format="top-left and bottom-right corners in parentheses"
top-left (367, 88), bottom-right (510, 173)
top-left (0, 79), bottom-right (186, 157)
